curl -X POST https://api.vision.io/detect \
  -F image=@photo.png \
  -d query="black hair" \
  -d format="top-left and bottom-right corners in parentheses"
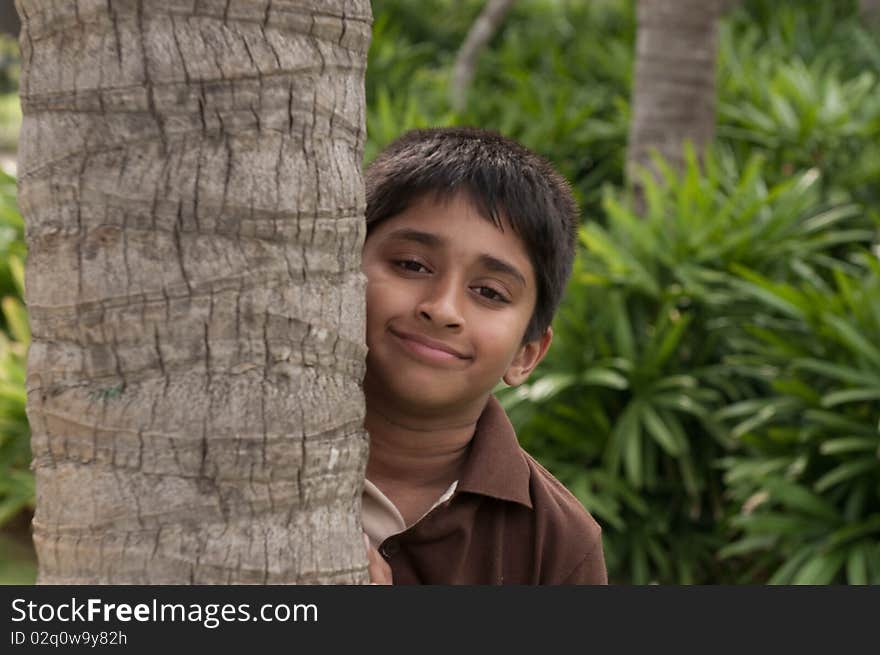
top-left (364, 126), bottom-right (579, 343)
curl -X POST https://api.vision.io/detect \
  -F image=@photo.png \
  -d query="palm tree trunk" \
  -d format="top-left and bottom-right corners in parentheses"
top-left (626, 0), bottom-right (722, 183)
top-left (0, 1), bottom-right (20, 38)
top-left (861, 0), bottom-right (880, 26)
top-left (450, 0), bottom-right (516, 112)
top-left (16, 0), bottom-right (372, 584)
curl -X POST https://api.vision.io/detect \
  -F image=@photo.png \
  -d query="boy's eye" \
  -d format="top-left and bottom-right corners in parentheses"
top-left (473, 286), bottom-right (510, 304)
top-left (394, 259), bottom-right (430, 274)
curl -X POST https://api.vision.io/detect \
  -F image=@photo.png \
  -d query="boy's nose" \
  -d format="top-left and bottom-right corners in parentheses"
top-left (416, 280), bottom-right (464, 329)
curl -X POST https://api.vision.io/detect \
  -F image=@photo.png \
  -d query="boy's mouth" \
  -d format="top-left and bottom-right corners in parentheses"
top-left (388, 328), bottom-right (472, 360)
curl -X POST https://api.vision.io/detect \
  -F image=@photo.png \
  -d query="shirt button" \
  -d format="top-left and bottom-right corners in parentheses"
top-left (380, 540), bottom-right (400, 558)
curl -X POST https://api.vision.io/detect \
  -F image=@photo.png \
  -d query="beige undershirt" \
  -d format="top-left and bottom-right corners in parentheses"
top-left (362, 479), bottom-right (458, 548)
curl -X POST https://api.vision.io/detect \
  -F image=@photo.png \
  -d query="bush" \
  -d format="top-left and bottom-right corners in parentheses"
top-left (718, 253), bottom-right (880, 584)
top-left (498, 146), bottom-right (877, 583)
top-left (718, 10), bottom-right (880, 207)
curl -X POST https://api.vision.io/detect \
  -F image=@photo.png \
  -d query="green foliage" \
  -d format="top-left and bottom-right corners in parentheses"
top-left (717, 254), bottom-right (880, 584)
top-left (0, 33), bottom-right (20, 152)
top-left (0, 34), bottom-right (19, 95)
top-left (0, 169), bottom-right (24, 303)
top-left (0, 169), bottom-right (31, 529)
top-left (0, 531), bottom-right (36, 584)
top-left (734, 1), bottom-right (867, 68)
top-left (0, 92), bottom-right (20, 153)
top-left (366, 0), bottom-right (634, 214)
top-left (499, 145), bottom-right (877, 583)
top-left (718, 14), bottom-right (880, 205)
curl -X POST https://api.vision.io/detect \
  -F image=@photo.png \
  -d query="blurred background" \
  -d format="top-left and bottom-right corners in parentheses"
top-left (1, 0), bottom-right (879, 584)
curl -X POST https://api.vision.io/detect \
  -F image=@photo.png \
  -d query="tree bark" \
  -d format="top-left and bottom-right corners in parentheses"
top-left (0, 1), bottom-right (21, 38)
top-left (0, 0), bottom-right (21, 38)
top-left (861, 0), bottom-right (880, 26)
top-left (16, 0), bottom-right (372, 584)
top-left (626, 0), bottom-right (722, 184)
top-left (450, 0), bottom-right (515, 112)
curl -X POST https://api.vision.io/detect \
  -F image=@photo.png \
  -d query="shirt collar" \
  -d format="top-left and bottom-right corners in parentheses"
top-left (456, 395), bottom-right (533, 509)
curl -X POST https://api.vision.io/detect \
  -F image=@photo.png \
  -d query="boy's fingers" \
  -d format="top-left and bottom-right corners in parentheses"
top-left (363, 532), bottom-right (393, 585)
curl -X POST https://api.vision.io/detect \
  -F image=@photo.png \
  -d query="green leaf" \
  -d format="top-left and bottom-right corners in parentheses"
top-left (801, 205), bottom-right (863, 234)
top-left (677, 451), bottom-right (700, 499)
top-left (580, 368), bottom-right (629, 390)
top-left (647, 312), bottom-right (693, 372)
top-left (843, 481), bottom-right (870, 523)
top-left (640, 403), bottom-right (686, 457)
top-left (631, 539), bottom-right (650, 585)
top-left (605, 402), bottom-right (638, 478)
top-left (652, 393), bottom-right (709, 419)
top-left (820, 388), bottom-right (880, 408)
top-left (791, 550), bottom-right (846, 585)
top-left (721, 397), bottom-right (801, 439)
top-left (580, 223), bottom-right (659, 295)
top-left (727, 268), bottom-right (807, 320)
top-left (615, 402), bottom-right (643, 488)
top-left (846, 544), bottom-right (870, 585)
top-left (652, 375), bottom-right (699, 391)
top-left (7, 255), bottom-right (24, 298)
top-left (768, 546), bottom-right (815, 585)
top-left (1, 297), bottom-right (29, 345)
top-left (825, 515), bottom-right (880, 550)
top-left (0, 382), bottom-right (26, 406)
top-left (715, 398), bottom-right (769, 420)
top-left (870, 545), bottom-right (880, 586)
top-left (526, 374), bottom-right (576, 402)
top-left (819, 437), bottom-right (880, 456)
top-left (805, 409), bottom-right (876, 435)
top-left (762, 477), bottom-right (839, 521)
top-left (722, 456), bottom-right (794, 485)
top-left (814, 458), bottom-right (878, 493)
top-left (793, 359), bottom-right (880, 387)
top-left (731, 512), bottom-right (811, 536)
top-left (609, 292), bottom-right (636, 361)
top-left (718, 535), bottom-right (778, 560)
top-left (568, 476), bottom-right (625, 532)
top-left (822, 314), bottom-right (880, 369)
top-left (590, 470), bottom-right (650, 516)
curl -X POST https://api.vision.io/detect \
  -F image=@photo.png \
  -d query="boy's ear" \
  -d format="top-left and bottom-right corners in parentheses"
top-left (503, 327), bottom-right (553, 387)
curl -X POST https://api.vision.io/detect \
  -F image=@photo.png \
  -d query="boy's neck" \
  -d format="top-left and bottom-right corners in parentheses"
top-left (363, 392), bottom-right (487, 491)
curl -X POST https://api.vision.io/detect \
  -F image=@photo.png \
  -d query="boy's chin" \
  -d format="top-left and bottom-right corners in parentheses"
top-left (383, 385), bottom-right (469, 415)
top-left (365, 371), bottom-right (489, 419)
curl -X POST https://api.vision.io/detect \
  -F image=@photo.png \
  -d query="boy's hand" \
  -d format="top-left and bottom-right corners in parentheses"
top-left (364, 533), bottom-right (393, 585)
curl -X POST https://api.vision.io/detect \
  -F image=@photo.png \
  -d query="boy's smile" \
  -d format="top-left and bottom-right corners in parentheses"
top-left (361, 191), bottom-right (552, 421)
top-left (388, 326), bottom-right (472, 364)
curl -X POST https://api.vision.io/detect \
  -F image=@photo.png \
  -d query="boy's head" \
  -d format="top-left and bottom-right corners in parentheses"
top-left (364, 127), bottom-right (578, 343)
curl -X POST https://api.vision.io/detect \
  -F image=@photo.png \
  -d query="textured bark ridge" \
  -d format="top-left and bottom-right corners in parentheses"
top-left (16, 0), bottom-right (372, 584)
top-left (626, 0), bottom-right (720, 182)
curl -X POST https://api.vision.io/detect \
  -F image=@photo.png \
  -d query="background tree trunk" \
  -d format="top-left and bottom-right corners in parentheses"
top-left (861, 0), bottom-right (880, 26)
top-left (16, 0), bottom-right (372, 584)
top-left (626, 0), bottom-right (722, 184)
top-left (0, 1), bottom-right (20, 38)
top-left (450, 0), bottom-right (515, 112)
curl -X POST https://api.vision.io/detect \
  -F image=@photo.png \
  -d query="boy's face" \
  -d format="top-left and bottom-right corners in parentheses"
top-left (361, 192), bottom-right (552, 419)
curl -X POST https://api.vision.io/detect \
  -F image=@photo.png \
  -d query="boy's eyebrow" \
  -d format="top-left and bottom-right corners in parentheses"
top-left (385, 228), bottom-right (527, 287)
top-left (386, 228), bottom-right (443, 248)
top-left (478, 254), bottom-right (527, 288)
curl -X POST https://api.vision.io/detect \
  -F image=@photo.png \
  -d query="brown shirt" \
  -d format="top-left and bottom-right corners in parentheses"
top-left (364, 395), bottom-right (608, 585)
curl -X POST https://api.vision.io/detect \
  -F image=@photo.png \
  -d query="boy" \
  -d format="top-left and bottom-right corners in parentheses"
top-left (360, 127), bottom-right (607, 585)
